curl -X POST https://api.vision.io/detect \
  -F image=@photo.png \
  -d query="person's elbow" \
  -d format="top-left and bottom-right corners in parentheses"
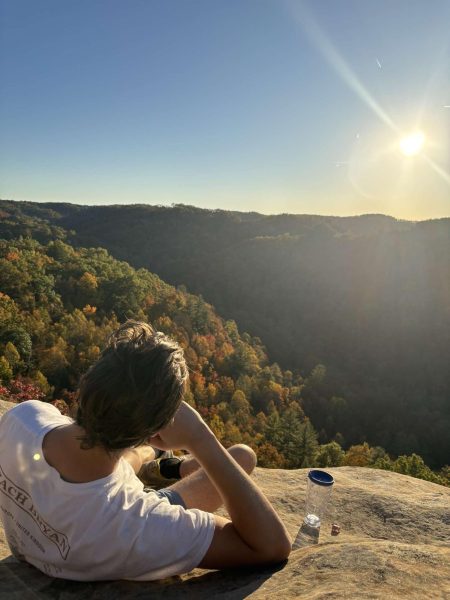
top-left (258, 533), bottom-right (292, 564)
top-left (270, 537), bottom-right (292, 562)
top-left (199, 518), bottom-right (291, 570)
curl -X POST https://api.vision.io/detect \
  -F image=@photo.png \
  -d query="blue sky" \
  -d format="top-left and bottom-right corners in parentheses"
top-left (1, 0), bottom-right (449, 219)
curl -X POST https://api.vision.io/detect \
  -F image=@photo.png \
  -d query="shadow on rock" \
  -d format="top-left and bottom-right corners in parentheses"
top-left (0, 555), bottom-right (287, 599)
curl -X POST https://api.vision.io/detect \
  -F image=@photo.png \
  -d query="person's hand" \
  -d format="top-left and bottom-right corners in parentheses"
top-left (148, 401), bottom-right (211, 452)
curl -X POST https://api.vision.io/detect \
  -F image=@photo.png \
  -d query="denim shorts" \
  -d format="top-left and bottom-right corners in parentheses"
top-left (154, 488), bottom-right (186, 508)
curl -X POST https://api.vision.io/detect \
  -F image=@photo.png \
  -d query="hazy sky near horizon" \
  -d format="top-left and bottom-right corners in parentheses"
top-left (1, 0), bottom-right (449, 220)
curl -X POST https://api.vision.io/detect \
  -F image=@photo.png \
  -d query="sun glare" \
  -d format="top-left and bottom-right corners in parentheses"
top-left (399, 131), bottom-right (425, 157)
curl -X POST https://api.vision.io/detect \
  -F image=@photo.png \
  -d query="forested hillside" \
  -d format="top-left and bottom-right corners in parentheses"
top-left (0, 199), bottom-right (449, 480)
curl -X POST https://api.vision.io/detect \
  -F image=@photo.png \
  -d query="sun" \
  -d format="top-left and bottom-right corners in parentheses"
top-left (399, 131), bottom-right (425, 157)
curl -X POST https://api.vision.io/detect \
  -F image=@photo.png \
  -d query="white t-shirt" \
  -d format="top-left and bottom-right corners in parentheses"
top-left (0, 400), bottom-right (215, 581)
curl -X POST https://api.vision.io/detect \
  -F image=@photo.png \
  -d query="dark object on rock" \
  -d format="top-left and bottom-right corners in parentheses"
top-left (331, 523), bottom-right (341, 536)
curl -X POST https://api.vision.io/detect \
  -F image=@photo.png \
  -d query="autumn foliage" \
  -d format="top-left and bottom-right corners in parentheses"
top-left (0, 237), bottom-right (448, 486)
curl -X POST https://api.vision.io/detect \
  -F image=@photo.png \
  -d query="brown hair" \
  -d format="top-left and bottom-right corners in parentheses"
top-left (76, 320), bottom-right (188, 451)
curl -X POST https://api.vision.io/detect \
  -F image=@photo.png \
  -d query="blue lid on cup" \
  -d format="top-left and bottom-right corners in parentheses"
top-left (308, 469), bottom-right (334, 486)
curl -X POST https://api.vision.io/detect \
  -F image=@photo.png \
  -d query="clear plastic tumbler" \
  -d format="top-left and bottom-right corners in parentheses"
top-left (293, 469), bottom-right (334, 549)
top-left (304, 469), bottom-right (334, 528)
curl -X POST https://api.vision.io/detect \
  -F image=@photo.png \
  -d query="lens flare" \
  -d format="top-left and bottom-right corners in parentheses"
top-left (399, 131), bottom-right (425, 156)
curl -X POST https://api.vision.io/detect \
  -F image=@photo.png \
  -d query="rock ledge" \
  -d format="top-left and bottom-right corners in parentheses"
top-left (1, 400), bottom-right (449, 599)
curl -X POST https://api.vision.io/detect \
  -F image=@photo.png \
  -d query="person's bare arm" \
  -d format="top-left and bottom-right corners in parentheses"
top-left (122, 446), bottom-right (156, 474)
top-left (149, 402), bottom-right (292, 568)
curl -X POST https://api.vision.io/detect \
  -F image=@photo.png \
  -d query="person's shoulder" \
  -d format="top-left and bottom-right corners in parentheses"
top-left (0, 400), bottom-right (70, 435)
top-left (5, 400), bottom-right (61, 419)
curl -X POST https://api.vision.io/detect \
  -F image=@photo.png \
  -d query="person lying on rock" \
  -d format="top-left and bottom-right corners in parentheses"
top-left (0, 320), bottom-right (291, 581)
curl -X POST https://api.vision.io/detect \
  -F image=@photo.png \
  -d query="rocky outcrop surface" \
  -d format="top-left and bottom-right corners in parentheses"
top-left (1, 400), bottom-right (449, 599)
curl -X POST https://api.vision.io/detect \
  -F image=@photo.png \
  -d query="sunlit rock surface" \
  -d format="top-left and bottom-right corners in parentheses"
top-left (1, 400), bottom-right (449, 599)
